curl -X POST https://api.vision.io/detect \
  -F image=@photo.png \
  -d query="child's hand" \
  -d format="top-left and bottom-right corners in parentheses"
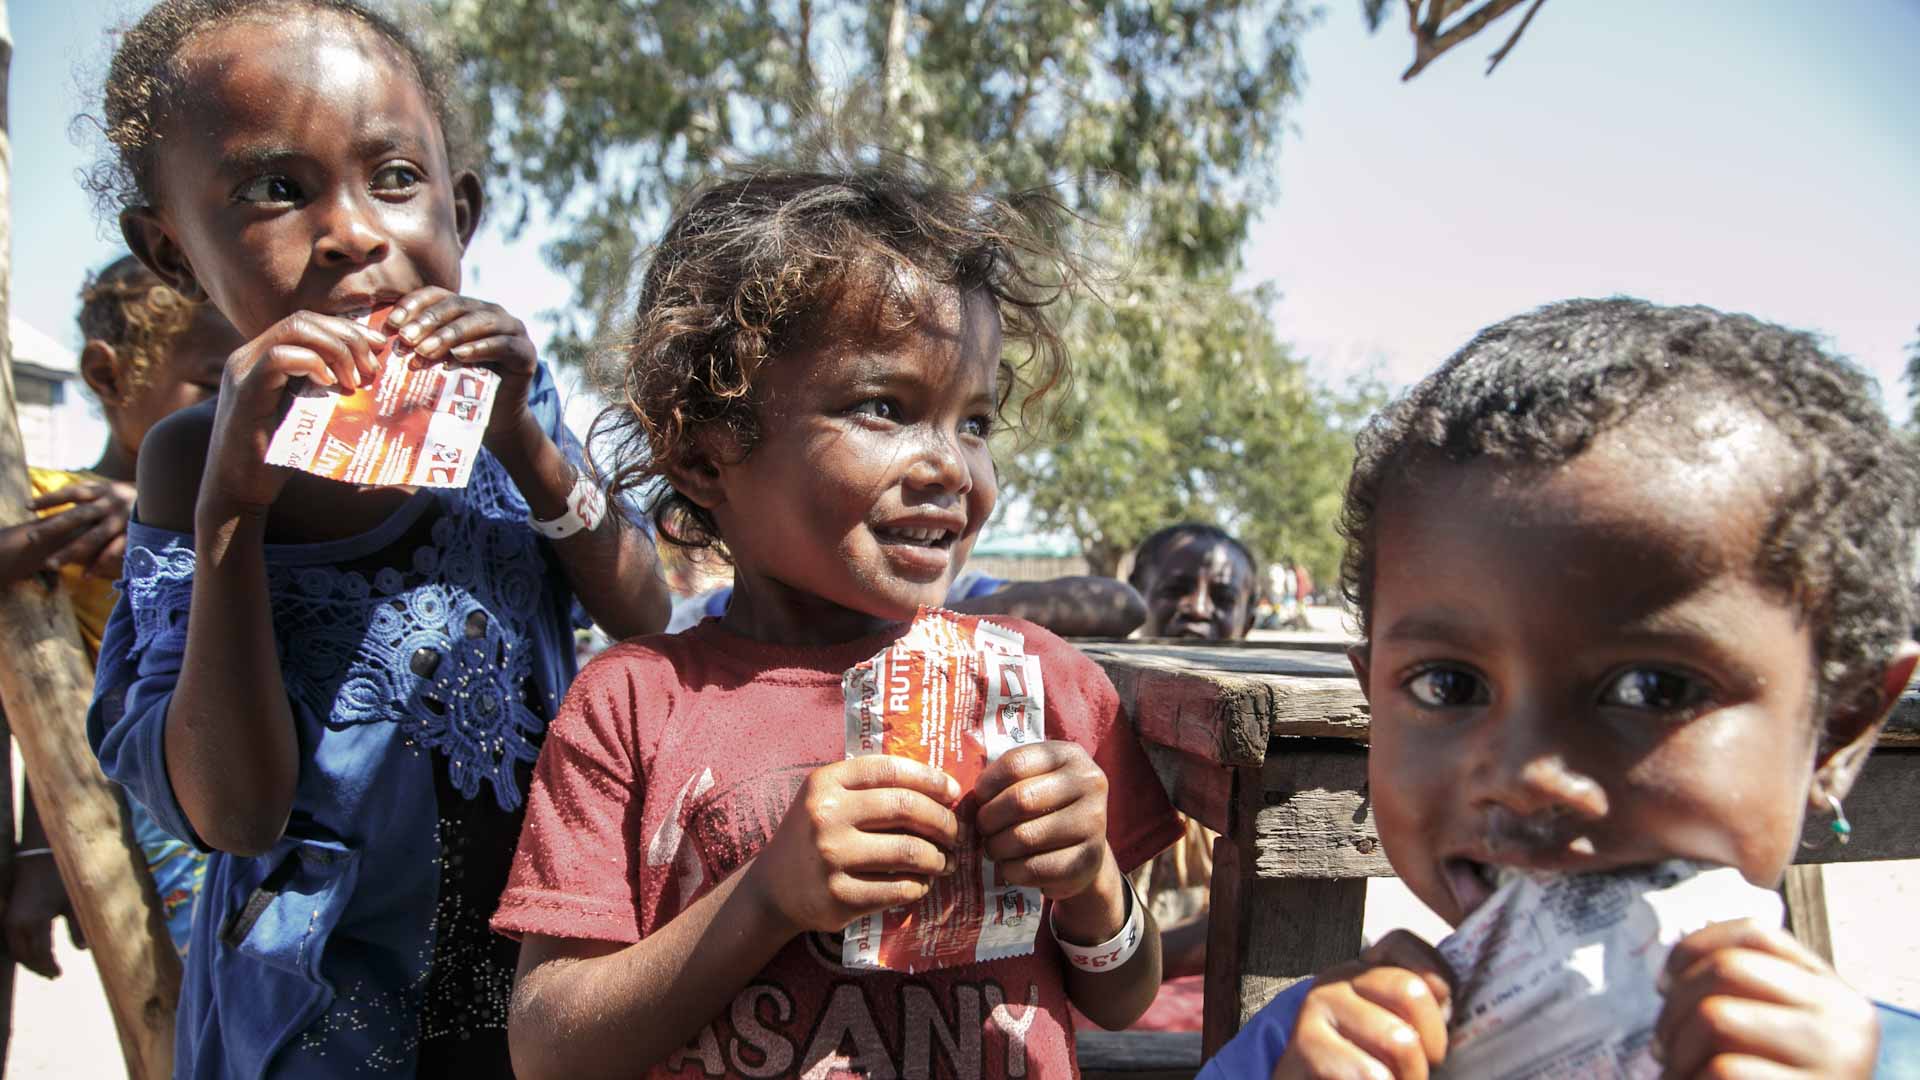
top-left (1655, 919), bottom-right (1879, 1078)
top-left (205, 313), bottom-right (386, 514)
top-left (1274, 932), bottom-right (1453, 1080)
top-left (385, 289), bottom-right (538, 449)
top-left (28, 480), bottom-right (137, 578)
top-left (974, 741), bottom-right (1114, 901)
top-left (4, 856), bottom-right (86, 980)
top-left (743, 756), bottom-right (962, 937)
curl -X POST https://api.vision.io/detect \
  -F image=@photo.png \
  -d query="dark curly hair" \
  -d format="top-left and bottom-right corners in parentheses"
top-left (77, 254), bottom-right (203, 399)
top-left (595, 152), bottom-right (1077, 555)
top-left (83, 0), bottom-right (469, 217)
top-left (1340, 297), bottom-right (1919, 724)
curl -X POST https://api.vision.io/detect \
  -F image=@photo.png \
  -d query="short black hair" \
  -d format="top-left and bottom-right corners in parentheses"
top-left (1340, 297), bottom-right (1919, 720)
top-left (1128, 523), bottom-right (1258, 592)
top-left (85, 0), bottom-right (470, 217)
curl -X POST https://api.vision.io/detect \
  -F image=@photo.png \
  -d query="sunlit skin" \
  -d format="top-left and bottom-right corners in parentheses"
top-left (1138, 535), bottom-right (1256, 639)
top-left (689, 277), bottom-right (1001, 647)
top-left (1276, 404), bottom-right (1913, 1079)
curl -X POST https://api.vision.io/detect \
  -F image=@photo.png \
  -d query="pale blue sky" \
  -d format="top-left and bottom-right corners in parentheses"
top-left (13, 1), bottom-right (1920, 410)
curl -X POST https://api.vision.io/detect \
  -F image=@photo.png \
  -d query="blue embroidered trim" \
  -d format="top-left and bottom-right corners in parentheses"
top-left (126, 455), bottom-right (554, 812)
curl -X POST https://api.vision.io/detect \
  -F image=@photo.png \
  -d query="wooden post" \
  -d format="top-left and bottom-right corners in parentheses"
top-left (0, 5), bottom-right (181, 1076)
top-left (0, 709), bottom-right (16, 1072)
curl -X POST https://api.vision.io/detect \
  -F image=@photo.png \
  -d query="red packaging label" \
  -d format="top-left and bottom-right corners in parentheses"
top-left (262, 306), bottom-right (499, 488)
top-left (841, 607), bottom-right (1046, 973)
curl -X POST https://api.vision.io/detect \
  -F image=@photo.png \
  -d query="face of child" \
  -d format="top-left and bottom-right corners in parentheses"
top-left (1357, 407), bottom-right (1838, 928)
top-left (702, 280), bottom-right (1001, 642)
top-left (1138, 535), bottom-right (1255, 639)
top-left (126, 16), bottom-right (473, 338)
top-left (111, 304), bottom-right (247, 451)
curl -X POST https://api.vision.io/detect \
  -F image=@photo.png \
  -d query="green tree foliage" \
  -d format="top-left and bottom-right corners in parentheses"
top-left (1906, 325), bottom-right (1920, 430)
top-left (444, 0), bottom-right (1370, 580)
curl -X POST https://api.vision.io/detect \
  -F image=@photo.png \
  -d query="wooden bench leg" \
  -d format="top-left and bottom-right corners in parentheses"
top-left (1780, 864), bottom-right (1835, 965)
top-left (1202, 836), bottom-right (1366, 1057)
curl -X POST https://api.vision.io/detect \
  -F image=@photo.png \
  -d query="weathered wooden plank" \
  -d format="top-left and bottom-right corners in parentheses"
top-left (1779, 865), bottom-right (1833, 964)
top-left (1142, 743), bottom-right (1235, 836)
top-left (1090, 643), bottom-right (1370, 764)
top-left (1205, 832), bottom-right (1369, 1055)
top-left (1250, 747), bottom-right (1394, 879)
top-left (1793, 749), bottom-right (1918, 864)
top-left (1076, 1031), bottom-right (1201, 1080)
top-left (1881, 689), bottom-right (1920, 747)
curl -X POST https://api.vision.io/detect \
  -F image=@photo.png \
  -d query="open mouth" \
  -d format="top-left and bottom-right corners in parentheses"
top-left (874, 525), bottom-right (957, 549)
top-left (1444, 857), bottom-right (1504, 917)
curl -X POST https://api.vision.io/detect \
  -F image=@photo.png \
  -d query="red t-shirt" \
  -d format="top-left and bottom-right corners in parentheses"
top-left (494, 618), bottom-right (1183, 1079)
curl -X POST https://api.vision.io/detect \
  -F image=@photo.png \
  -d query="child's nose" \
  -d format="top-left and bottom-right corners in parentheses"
top-left (313, 194), bottom-right (392, 267)
top-left (905, 431), bottom-right (972, 495)
top-left (1469, 713), bottom-right (1609, 824)
top-left (1178, 582), bottom-right (1214, 617)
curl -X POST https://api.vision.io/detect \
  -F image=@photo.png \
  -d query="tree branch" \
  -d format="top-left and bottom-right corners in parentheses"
top-left (1402, 0), bottom-right (1530, 81)
top-left (1484, 0), bottom-right (1546, 75)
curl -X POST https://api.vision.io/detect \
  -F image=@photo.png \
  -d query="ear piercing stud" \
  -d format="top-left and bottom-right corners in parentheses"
top-left (1827, 793), bottom-right (1851, 845)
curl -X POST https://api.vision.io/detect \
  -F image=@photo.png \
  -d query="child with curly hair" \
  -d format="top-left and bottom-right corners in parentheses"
top-left (3, 254), bottom-right (239, 974)
top-left (82, 2), bottom-right (668, 1075)
top-left (492, 160), bottom-right (1184, 1078)
top-left (1203, 298), bottom-right (1920, 1078)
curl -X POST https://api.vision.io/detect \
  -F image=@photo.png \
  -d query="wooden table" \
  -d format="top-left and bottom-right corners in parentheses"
top-left (1078, 639), bottom-right (1920, 1060)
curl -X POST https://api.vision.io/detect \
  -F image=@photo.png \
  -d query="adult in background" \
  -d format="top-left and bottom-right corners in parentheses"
top-left (1128, 522), bottom-right (1258, 640)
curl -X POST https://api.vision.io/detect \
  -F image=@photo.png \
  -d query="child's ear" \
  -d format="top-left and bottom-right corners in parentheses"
top-left (1810, 640), bottom-right (1920, 807)
top-left (1346, 643), bottom-right (1374, 703)
top-left (662, 446), bottom-right (727, 512)
top-left (451, 171), bottom-right (485, 250)
top-left (120, 207), bottom-right (206, 301)
top-left (79, 342), bottom-right (126, 405)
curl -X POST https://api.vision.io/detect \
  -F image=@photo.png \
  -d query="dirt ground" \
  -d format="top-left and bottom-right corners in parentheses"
top-left (10, 609), bottom-right (1916, 1073)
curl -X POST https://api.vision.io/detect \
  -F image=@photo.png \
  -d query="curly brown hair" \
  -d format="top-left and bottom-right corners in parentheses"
top-left (594, 153), bottom-right (1078, 556)
top-left (77, 255), bottom-right (202, 400)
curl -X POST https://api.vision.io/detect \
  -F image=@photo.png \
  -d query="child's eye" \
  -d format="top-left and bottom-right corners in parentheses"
top-left (961, 414), bottom-right (993, 438)
top-left (1404, 666), bottom-right (1488, 708)
top-left (850, 399), bottom-right (901, 422)
top-left (1599, 668), bottom-right (1709, 712)
top-left (233, 175), bottom-right (303, 204)
top-left (371, 163), bottom-right (423, 192)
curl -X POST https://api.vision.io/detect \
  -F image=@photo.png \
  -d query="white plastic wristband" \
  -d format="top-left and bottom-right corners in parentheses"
top-left (1051, 871), bottom-right (1146, 973)
top-left (529, 472), bottom-right (607, 540)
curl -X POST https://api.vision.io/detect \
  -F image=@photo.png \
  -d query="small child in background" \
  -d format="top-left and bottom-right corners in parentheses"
top-left (494, 159), bottom-right (1184, 1078)
top-left (1203, 298), bottom-right (1920, 1078)
top-left (1, 255), bottom-right (239, 973)
top-left (82, 2), bottom-right (667, 1076)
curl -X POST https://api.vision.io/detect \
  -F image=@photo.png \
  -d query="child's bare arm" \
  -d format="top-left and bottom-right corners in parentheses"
top-left (949, 578), bottom-right (1147, 639)
top-left (974, 741), bottom-right (1164, 1029)
top-left (508, 756), bottom-right (961, 1079)
top-left (387, 290), bottom-right (670, 640)
top-left (144, 316), bottom-right (383, 855)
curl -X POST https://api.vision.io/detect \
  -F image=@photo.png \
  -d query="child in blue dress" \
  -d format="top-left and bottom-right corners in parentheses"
top-left (82, 2), bottom-right (668, 1076)
top-left (1202, 298), bottom-right (1920, 1078)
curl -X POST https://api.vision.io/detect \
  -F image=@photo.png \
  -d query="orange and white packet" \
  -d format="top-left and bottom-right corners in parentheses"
top-left (263, 306), bottom-right (499, 488)
top-left (841, 607), bottom-right (1046, 972)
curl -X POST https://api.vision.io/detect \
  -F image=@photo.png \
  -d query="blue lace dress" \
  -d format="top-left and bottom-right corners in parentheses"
top-left (89, 367), bottom-right (587, 1079)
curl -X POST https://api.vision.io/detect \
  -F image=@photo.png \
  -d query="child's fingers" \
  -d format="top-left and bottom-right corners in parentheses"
top-left (49, 514), bottom-right (122, 572)
top-left (980, 799), bottom-right (1101, 865)
top-left (28, 482), bottom-right (110, 511)
top-left (975, 763), bottom-right (1098, 837)
top-left (1286, 988), bottom-right (1432, 1080)
top-left (414, 309), bottom-right (522, 358)
top-left (1666, 919), bottom-right (1828, 982)
top-left (831, 829), bottom-right (951, 879)
top-left (1668, 1054), bottom-right (1800, 1080)
top-left (840, 786), bottom-right (961, 848)
top-left (1657, 998), bottom-right (1825, 1077)
top-left (1349, 965), bottom-right (1451, 1069)
top-left (1359, 931), bottom-right (1456, 1013)
top-left (838, 754), bottom-right (964, 805)
top-left (991, 840), bottom-right (1102, 890)
top-left (389, 288), bottom-right (463, 346)
top-left (973, 741), bottom-right (1102, 814)
top-left (827, 871), bottom-right (932, 916)
top-left (1656, 947), bottom-right (1824, 1051)
top-left (447, 335), bottom-right (536, 368)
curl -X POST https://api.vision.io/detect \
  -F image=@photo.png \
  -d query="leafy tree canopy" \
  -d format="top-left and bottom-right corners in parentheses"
top-left (444, 0), bottom-right (1371, 581)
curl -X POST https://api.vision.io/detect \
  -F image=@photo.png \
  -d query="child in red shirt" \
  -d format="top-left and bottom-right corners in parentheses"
top-left (494, 162), bottom-right (1184, 1078)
